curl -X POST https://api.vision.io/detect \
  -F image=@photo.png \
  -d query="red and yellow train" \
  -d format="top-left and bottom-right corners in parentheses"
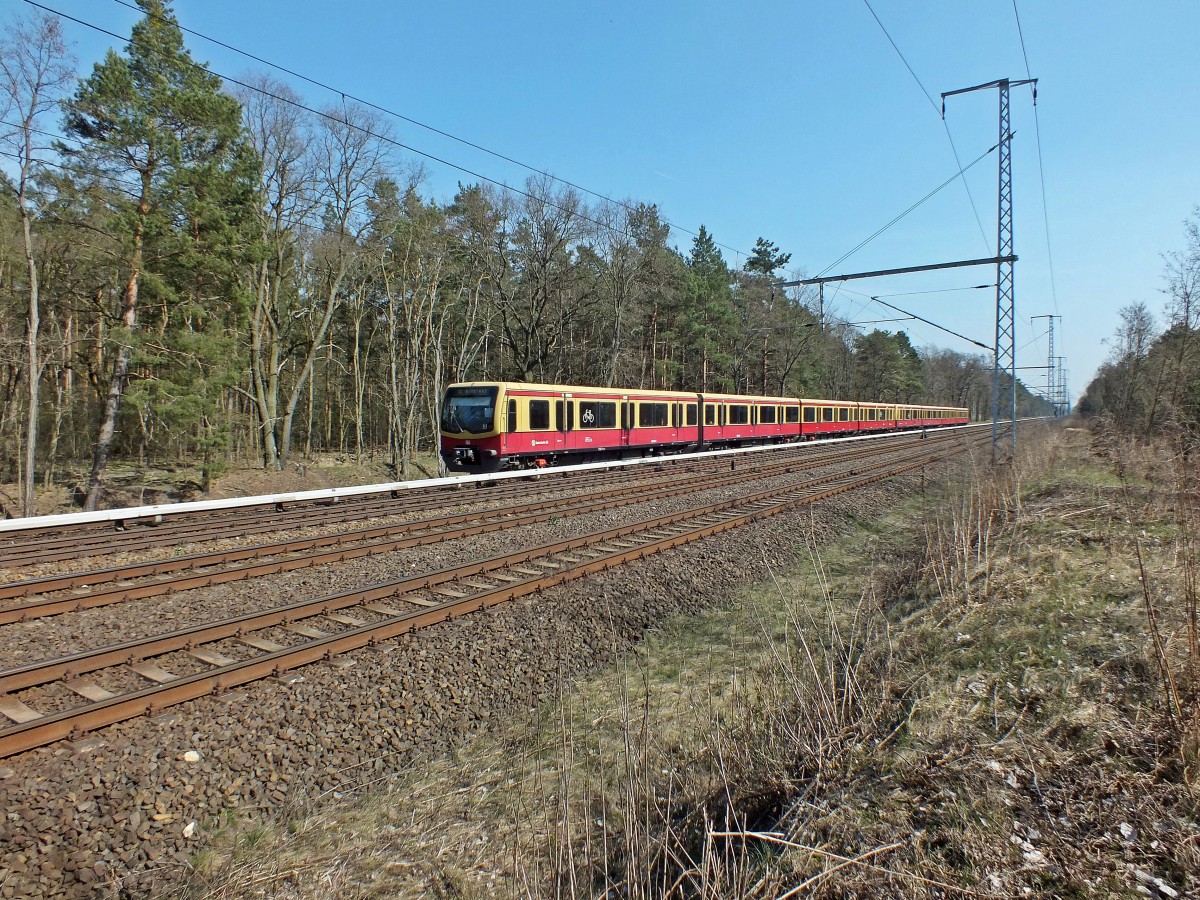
top-left (440, 381), bottom-right (969, 473)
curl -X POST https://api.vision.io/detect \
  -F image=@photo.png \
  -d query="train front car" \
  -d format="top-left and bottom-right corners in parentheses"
top-left (440, 382), bottom-right (505, 473)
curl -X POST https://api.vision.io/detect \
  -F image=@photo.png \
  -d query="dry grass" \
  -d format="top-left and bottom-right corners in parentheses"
top-left (181, 426), bottom-right (1200, 899)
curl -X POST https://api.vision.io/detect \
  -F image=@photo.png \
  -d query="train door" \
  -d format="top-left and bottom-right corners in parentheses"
top-left (557, 394), bottom-right (576, 452)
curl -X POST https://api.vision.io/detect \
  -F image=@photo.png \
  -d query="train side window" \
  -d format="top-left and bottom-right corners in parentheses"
top-left (802, 406), bottom-right (815, 423)
top-left (529, 399), bottom-right (550, 430)
top-left (821, 407), bottom-right (833, 422)
top-left (839, 407), bottom-right (849, 422)
top-left (671, 403), bottom-right (680, 428)
top-left (687, 404), bottom-right (697, 426)
top-left (759, 405), bottom-right (776, 424)
top-left (638, 402), bottom-right (668, 427)
top-left (555, 400), bottom-right (564, 431)
top-left (565, 402), bottom-right (575, 430)
top-left (728, 404), bottom-right (749, 425)
top-left (507, 399), bottom-right (517, 432)
top-left (705, 404), bottom-right (716, 425)
top-left (719, 405), bottom-right (727, 426)
top-left (579, 401), bottom-right (616, 429)
top-left (785, 406), bottom-right (800, 424)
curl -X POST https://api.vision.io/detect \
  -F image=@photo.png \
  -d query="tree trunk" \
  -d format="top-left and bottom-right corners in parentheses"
top-left (20, 190), bottom-right (40, 516)
top-left (84, 207), bottom-right (144, 511)
top-left (250, 258), bottom-right (283, 469)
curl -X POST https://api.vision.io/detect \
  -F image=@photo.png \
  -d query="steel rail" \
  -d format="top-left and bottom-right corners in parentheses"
top-left (0, 443), bottom-right (951, 694)
top-left (0, 436), bottom-right (980, 759)
top-left (0, 436), bottom-right (944, 617)
top-left (0, 428), bottom-right (968, 565)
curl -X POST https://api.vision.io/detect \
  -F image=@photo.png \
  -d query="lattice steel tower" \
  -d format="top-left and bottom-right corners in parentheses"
top-left (943, 77), bottom-right (1036, 458)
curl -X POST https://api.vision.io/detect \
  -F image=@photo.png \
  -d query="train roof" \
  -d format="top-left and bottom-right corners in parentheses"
top-left (446, 383), bottom-right (965, 411)
top-left (450, 381), bottom-right (698, 399)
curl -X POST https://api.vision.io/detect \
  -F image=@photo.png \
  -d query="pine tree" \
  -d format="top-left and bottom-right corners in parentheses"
top-left (678, 225), bottom-right (736, 390)
top-left (745, 237), bottom-right (791, 278)
top-left (62, 0), bottom-right (259, 507)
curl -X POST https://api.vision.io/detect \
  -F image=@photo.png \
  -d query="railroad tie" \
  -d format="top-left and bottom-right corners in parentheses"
top-left (238, 636), bottom-right (287, 653)
top-left (402, 595), bottom-right (441, 607)
top-left (129, 662), bottom-right (178, 684)
top-left (0, 696), bottom-right (42, 724)
top-left (284, 623), bottom-right (329, 639)
top-left (187, 647), bottom-right (239, 667)
top-left (63, 680), bottom-right (116, 702)
top-left (363, 602), bottom-right (406, 617)
top-left (323, 612), bottom-right (368, 627)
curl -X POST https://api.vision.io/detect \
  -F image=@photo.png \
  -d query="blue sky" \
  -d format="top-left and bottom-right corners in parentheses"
top-left (11, 0), bottom-right (1200, 403)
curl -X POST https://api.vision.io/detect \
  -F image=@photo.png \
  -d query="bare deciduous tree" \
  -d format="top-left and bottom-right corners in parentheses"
top-left (0, 11), bottom-right (74, 515)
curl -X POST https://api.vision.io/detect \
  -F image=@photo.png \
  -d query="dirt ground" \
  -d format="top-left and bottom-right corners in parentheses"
top-left (0, 453), bottom-right (441, 519)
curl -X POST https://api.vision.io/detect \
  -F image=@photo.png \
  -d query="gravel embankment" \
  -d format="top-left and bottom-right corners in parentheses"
top-left (0, 457), bottom-right (950, 899)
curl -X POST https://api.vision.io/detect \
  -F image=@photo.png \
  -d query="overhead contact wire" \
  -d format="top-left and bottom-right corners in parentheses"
top-left (861, 0), bottom-right (990, 252)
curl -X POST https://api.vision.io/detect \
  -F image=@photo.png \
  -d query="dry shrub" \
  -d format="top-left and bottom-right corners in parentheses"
top-left (1136, 434), bottom-right (1200, 783)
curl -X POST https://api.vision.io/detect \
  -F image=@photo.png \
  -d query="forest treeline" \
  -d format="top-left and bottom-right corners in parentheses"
top-left (1078, 211), bottom-right (1200, 443)
top-left (0, 2), bottom-right (1047, 515)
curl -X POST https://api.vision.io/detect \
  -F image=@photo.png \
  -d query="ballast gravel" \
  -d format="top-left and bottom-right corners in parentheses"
top-left (0, 458), bottom-right (951, 899)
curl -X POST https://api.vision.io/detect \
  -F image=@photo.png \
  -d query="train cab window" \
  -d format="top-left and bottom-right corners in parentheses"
top-left (687, 404), bottom-right (697, 426)
top-left (759, 405), bottom-right (776, 424)
top-left (579, 400), bottom-right (616, 429)
top-left (839, 407), bottom-right (849, 422)
top-left (638, 403), bottom-right (669, 428)
top-left (728, 404), bottom-right (749, 425)
top-left (507, 399), bottom-right (517, 432)
top-left (529, 399), bottom-right (550, 430)
top-left (442, 385), bottom-right (497, 434)
top-left (803, 406), bottom-right (815, 423)
top-left (785, 406), bottom-right (800, 424)
top-left (704, 404), bottom-right (716, 425)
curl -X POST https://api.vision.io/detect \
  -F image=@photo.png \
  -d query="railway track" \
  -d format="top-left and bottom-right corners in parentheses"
top-left (0, 430), bottom-right (955, 568)
top-left (0, 433), bottom-right (958, 623)
top-left (0, 432), bottom-right (981, 759)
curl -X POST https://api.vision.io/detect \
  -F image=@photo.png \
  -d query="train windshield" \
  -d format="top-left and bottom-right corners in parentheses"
top-left (441, 386), bottom-right (498, 435)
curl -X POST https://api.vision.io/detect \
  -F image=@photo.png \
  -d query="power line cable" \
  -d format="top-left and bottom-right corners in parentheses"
top-left (872, 283), bottom-right (994, 298)
top-left (816, 139), bottom-right (999, 278)
top-left (95, 0), bottom-right (757, 265)
top-left (869, 294), bottom-right (991, 349)
top-left (23, 0), bottom-right (647, 243)
top-left (1011, 0), bottom-right (1059, 314)
top-left (0, 146), bottom-right (144, 200)
top-left (829, 282), bottom-right (993, 351)
top-left (861, 0), bottom-right (990, 252)
top-left (30, 0), bottom-right (1019, 355)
